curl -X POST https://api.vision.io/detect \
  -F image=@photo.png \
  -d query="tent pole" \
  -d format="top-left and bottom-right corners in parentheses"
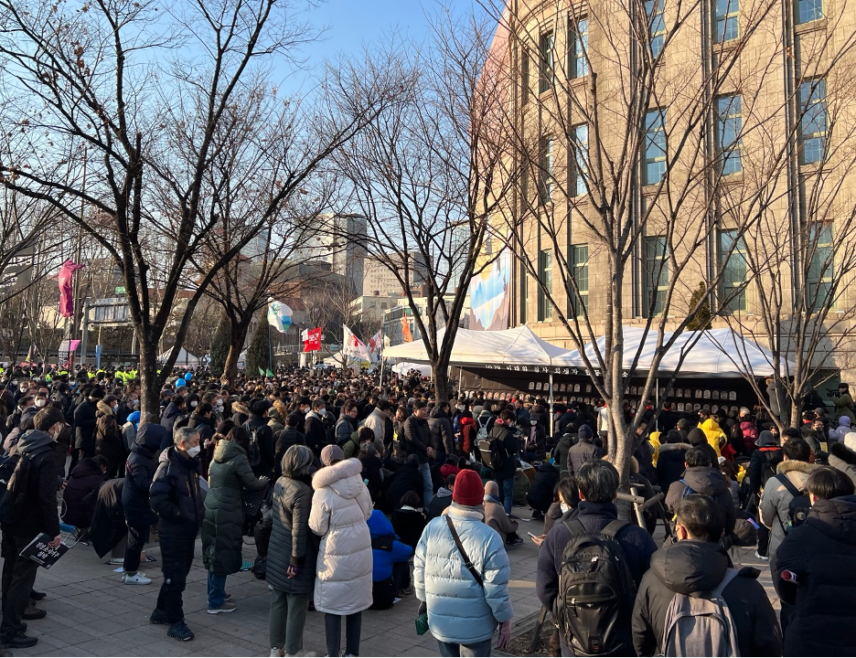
top-left (549, 372), bottom-right (554, 437)
top-left (655, 378), bottom-right (659, 432)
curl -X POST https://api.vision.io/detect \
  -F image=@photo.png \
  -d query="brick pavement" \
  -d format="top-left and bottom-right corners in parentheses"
top-left (9, 514), bottom-right (779, 657)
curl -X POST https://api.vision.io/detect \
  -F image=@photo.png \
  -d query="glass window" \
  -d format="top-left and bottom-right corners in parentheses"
top-left (645, 0), bottom-right (666, 57)
top-left (719, 229), bottom-right (747, 312)
top-left (521, 50), bottom-right (530, 106)
top-left (806, 223), bottom-right (833, 310)
top-left (572, 124), bottom-right (588, 196)
top-left (797, 0), bottom-right (823, 24)
top-left (539, 31), bottom-right (554, 93)
top-left (800, 79), bottom-right (826, 164)
top-left (716, 94), bottom-right (742, 175)
top-left (539, 136), bottom-right (554, 204)
top-left (570, 244), bottom-right (589, 317)
top-left (715, 0), bottom-right (739, 42)
top-left (644, 109), bottom-right (666, 185)
top-left (569, 18), bottom-right (589, 78)
top-left (538, 249), bottom-right (553, 321)
top-left (643, 236), bottom-right (668, 316)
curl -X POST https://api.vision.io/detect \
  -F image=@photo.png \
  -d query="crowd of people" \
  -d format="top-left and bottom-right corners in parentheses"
top-left (0, 362), bottom-right (854, 657)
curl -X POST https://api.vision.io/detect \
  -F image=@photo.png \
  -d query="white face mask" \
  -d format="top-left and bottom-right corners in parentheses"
top-left (190, 401), bottom-right (198, 408)
top-left (186, 445), bottom-right (201, 458)
top-left (560, 502), bottom-right (570, 514)
top-left (35, 399), bottom-right (46, 408)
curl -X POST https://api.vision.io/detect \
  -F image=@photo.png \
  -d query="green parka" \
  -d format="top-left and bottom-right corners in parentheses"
top-left (202, 440), bottom-right (268, 576)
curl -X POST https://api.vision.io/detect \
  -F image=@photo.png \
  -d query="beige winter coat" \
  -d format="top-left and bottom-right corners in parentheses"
top-left (309, 458), bottom-right (374, 615)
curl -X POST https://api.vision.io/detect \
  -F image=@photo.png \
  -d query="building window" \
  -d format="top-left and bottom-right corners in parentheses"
top-left (715, 94), bottom-right (742, 175)
top-left (539, 31), bottom-right (554, 93)
top-left (569, 17), bottom-right (589, 78)
top-left (570, 244), bottom-right (589, 316)
top-left (644, 109), bottom-right (666, 185)
top-left (539, 136), bottom-right (554, 204)
top-left (800, 79), bottom-right (826, 165)
top-left (719, 229), bottom-right (747, 312)
top-left (645, 0), bottom-right (665, 57)
top-left (521, 49), bottom-right (530, 106)
top-left (806, 223), bottom-right (833, 310)
top-left (643, 236), bottom-right (668, 316)
top-left (572, 124), bottom-right (588, 196)
top-left (538, 249), bottom-right (553, 321)
top-left (715, 0), bottom-right (739, 42)
top-left (797, 0), bottom-right (823, 24)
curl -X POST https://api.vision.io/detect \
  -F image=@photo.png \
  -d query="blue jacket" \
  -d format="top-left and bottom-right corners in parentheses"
top-left (367, 510), bottom-right (412, 582)
top-left (414, 504), bottom-right (513, 644)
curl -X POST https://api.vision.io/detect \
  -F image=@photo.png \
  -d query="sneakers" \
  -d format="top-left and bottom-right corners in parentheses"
top-left (149, 609), bottom-right (170, 625)
top-left (531, 510), bottom-right (544, 520)
top-left (225, 592), bottom-right (233, 601)
top-left (167, 620), bottom-right (195, 642)
top-left (755, 551), bottom-right (770, 561)
top-left (0, 633), bottom-right (38, 649)
top-left (270, 649), bottom-right (284, 657)
top-left (397, 586), bottom-right (413, 596)
top-left (106, 558), bottom-right (124, 565)
top-left (29, 590), bottom-right (46, 601)
top-left (122, 572), bottom-right (152, 585)
top-left (506, 536), bottom-right (524, 547)
top-left (207, 601), bottom-right (237, 614)
top-left (22, 604), bottom-right (46, 620)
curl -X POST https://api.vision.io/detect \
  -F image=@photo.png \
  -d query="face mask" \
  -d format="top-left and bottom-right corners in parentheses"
top-left (35, 399), bottom-right (46, 408)
top-left (216, 404), bottom-right (224, 412)
top-left (113, 405), bottom-right (119, 412)
top-left (190, 401), bottom-right (198, 408)
top-left (186, 445), bottom-right (201, 458)
top-left (560, 502), bottom-right (570, 514)
top-left (456, 405), bottom-right (464, 412)
top-left (20, 387), bottom-right (27, 393)
top-left (530, 420), bottom-right (537, 426)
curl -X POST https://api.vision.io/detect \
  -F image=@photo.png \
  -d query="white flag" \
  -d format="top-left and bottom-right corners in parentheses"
top-left (342, 324), bottom-right (370, 360)
top-left (267, 298), bottom-right (292, 334)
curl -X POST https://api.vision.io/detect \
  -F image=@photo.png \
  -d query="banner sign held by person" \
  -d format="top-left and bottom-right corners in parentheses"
top-left (20, 533), bottom-right (71, 569)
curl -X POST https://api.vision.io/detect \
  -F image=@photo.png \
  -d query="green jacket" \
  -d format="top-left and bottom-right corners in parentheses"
top-left (202, 440), bottom-right (268, 576)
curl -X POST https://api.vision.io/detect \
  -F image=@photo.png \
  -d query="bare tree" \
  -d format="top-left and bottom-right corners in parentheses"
top-left (332, 8), bottom-right (517, 401)
top-left (0, 0), bottom-right (398, 412)
top-left (482, 0), bottom-right (856, 483)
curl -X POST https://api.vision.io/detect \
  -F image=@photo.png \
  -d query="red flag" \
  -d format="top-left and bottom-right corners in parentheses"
top-left (302, 327), bottom-right (322, 352)
top-left (401, 317), bottom-right (413, 343)
top-left (58, 260), bottom-right (85, 318)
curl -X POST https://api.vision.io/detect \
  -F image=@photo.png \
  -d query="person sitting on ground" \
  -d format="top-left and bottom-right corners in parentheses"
top-left (367, 509), bottom-right (413, 610)
top-left (631, 494), bottom-right (782, 657)
top-left (427, 474), bottom-right (455, 521)
top-left (392, 490), bottom-right (427, 552)
top-left (537, 460), bottom-right (657, 655)
top-left (343, 426), bottom-right (374, 460)
top-left (439, 456), bottom-right (461, 480)
top-left (772, 467), bottom-right (856, 657)
top-left (484, 480), bottom-right (523, 546)
top-left (665, 447), bottom-right (737, 539)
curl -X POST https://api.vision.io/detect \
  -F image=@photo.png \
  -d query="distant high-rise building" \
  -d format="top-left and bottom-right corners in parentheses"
top-left (293, 214), bottom-right (367, 294)
top-left (362, 252), bottom-right (428, 297)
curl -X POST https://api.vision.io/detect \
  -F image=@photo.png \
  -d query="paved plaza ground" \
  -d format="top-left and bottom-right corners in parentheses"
top-left (10, 514), bottom-right (780, 657)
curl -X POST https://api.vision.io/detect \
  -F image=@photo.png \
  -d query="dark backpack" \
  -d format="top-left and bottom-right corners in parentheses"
top-left (760, 457), bottom-right (778, 489)
top-left (242, 422), bottom-right (262, 468)
top-left (489, 436), bottom-right (507, 471)
top-left (555, 519), bottom-right (636, 656)
top-left (774, 473), bottom-right (810, 534)
top-left (0, 452), bottom-right (32, 524)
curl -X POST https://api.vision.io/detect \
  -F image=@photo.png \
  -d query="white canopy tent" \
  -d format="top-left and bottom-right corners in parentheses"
top-left (383, 325), bottom-right (580, 367)
top-left (391, 362), bottom-right (433, 377)
top-left (158, 346), bottom-right (202, 366)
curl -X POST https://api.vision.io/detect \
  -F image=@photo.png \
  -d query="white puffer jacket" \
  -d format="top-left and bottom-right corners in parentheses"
top-left (310, 458), bottom-right (373, 615)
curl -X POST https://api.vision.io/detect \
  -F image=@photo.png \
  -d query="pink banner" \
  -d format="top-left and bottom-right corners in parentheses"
top-left (58, 260), bottom-right (85, 318)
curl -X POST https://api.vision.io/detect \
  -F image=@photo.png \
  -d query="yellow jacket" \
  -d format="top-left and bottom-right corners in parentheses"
top-left (699, 418), bottom-right (726, 457)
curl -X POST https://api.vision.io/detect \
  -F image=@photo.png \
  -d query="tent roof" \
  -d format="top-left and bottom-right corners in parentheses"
top-left (384, 325), bottom-right (578, 367)
top-left (158, 346), bottom-right (201, 365)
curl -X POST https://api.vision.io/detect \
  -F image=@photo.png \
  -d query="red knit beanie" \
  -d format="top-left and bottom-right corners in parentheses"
top-left (453, 469), bottom-right (484, 507)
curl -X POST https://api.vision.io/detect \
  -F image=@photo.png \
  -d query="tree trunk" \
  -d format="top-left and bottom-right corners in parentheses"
top-left (433, 362), bottom-right (451, 403)
top-left (138, 338), bottom-right (162, 417)
top-left (223, 320), bottom-right (251, 384)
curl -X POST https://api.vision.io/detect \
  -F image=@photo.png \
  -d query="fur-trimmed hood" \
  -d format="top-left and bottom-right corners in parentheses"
top-left (659, 442), bottom-right (692, 453)
top-left (96, 400), bottom-right (114, 416)
top-left (777, 459), bottom-right (819, 476)
top-left (312, 457), bottom-right (364, 499)
top-left (831, 441), bottom-right (856, 465)
top-left (231, 402), bottom-right (250, 417)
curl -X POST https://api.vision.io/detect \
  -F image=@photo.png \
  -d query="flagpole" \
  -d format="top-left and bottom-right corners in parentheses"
top-left (267, 322), bottom-right (273, 375)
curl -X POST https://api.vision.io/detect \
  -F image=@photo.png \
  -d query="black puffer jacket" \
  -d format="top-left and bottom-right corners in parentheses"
top-left (526, 462), bottom-right (559, 513)
top-left (402, 415), bottom-right (431, 464)
top-left (383, 456), bottom-right (424, 510)
top-left (665, 466), bottom-right (737, 536)
top-left (747, 443), bottom-right (783, 495)
top-left (428, 407), bottom-right (455, 457)
top-left (553, 433), bottom-right (575, 476)
top-left (655, 442), bottom-right (691, 492)
top-left (632, 540), bottom-right (782, 657)
top-left (2, 430), bottom-right (60, 540)
top-left (62, 458), bottom-right (105, 528)
top-left (89, 478), bottom-right (125, 558)
top-left (73, 399), bottom-right (98, 452)
top-left (123, 424), bottom-right (165, 527)
top-left (149, 446), bottom-right (204, 540)
top-left (772, 495), bottom-right (856, 657)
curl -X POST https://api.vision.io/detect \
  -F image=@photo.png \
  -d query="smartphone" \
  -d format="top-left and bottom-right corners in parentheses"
top-left (527, 532), bottom-right (538, 539)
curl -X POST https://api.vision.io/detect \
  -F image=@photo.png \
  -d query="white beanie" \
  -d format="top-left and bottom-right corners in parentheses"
top-left (844, 431), bottom-right (856, 452)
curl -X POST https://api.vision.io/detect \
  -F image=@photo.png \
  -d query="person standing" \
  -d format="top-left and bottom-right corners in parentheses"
top-left (402, 401), bottom-right (435, 508)
top-left (149, 426), bottom-right (204, 642)
top-left (414, 468), bottom-right (513, 657)
top-left (267, 445), bottom-right (318, 658)
top-left (203, 426), bottom-right (269, 614)
top-left (487, 409), bottom-right (520, 515)
top-left (95, 394), bottom-right (125, 478)
top-left (74, 387), bottom-right (103, 462)
top-left (310, 445), bottom-right (373, 658)
top-left (0, 407), bottom-right (65, 649)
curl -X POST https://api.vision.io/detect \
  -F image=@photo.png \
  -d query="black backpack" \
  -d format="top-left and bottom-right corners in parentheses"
top-left (489, 435), bottom-right (508, 471)
top-left (242, 422), bottom-right (262, 468)
top-left (760, 457), bottom-right (779, 489)
top-left (773, 473), bottom-right (811, 534)
top-left (555, 519), bottom-right (636, 656)
top-left (0, 452), bottom-right (32, 524)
